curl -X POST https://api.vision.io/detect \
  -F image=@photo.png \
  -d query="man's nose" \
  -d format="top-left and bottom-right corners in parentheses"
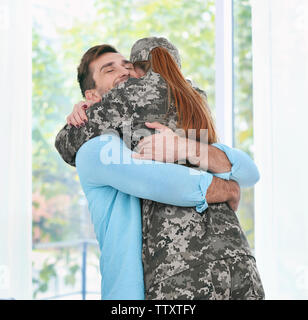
top-left (119, 66), bottom-right (130, 77)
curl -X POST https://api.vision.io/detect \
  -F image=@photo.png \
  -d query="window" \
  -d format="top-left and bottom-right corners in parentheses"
top-left (215, 0), bottom-right (255, 250)
top-left (32, 0), bottom-right (218, 300)
top-left (233, 0), bottom-right (254, 250)
top-left (32, 0), bottom-right (255, 299)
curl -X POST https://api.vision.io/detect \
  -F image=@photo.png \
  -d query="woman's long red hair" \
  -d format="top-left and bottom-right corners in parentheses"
top-left (150, 47), bottom-right (218, 144)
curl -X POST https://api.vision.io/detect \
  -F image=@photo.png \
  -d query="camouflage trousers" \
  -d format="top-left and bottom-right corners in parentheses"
top-left (146, 255), bottom-right (265, 300)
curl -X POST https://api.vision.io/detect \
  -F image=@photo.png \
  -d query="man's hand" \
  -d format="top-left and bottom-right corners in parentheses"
top-left (226, 180), bottom-right (241, 211)
top-left (205, 177), bottom-right (241, 212)
top-left (132, 122), bottom-right (186, 163)
top-left (66, 100), bottom-right (95, 128)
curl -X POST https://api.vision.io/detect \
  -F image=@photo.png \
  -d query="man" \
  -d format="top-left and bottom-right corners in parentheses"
top-left (55, 40), bottom-right (261, 299)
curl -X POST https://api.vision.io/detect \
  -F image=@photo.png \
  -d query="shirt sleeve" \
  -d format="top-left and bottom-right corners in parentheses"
top-left (211, 143), bottom-right (260, 187)
top-left (76, 133), bottom-right (214, 214)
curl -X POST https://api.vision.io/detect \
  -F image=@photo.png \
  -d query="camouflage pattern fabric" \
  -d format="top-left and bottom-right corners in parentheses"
top-left (55, 71), bottom-right (171, 167)
top-left (142, 201), bottom-right (265, 300)
top-left (55, 36), bottom-right (264, 300)
top-left (146, 254), bottom-right (265, 300)
top-left (130, 36), bottom-right (182, 68)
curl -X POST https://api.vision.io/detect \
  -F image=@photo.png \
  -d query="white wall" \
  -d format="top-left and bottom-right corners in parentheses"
top-left (0, 0), bottom-right (32, 299)
top-left (252, 0), bottom-right (308, 299)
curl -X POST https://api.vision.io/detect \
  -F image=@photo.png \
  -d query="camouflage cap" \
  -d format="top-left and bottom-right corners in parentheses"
top-left (129, 36), bottom-right (181, 69)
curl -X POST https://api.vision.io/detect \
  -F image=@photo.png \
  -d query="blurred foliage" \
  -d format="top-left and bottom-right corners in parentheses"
top-left (32, 27), bottom-right (86, 244)
top-left (32, 0), bottom-right (254, 297)
top-left (61, 0), bottom-right (216, 107)
top-left (32, 260), bottom-right (57, 298)
top-left (32, 247), bottom-right (81, 299)
top-left (233, 0), bottom-right (254, 249)
top-left (234, 0), bottom-right (253, 156)
top-left (32, 24), bottom-right (92, 297)
top-left (32, 0), bottom-right (216, 298)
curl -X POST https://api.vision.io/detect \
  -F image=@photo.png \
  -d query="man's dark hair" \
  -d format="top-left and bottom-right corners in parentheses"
top-left (77, 44), bottom-right (118, 98)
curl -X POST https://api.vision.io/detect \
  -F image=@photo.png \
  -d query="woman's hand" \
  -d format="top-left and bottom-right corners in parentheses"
top-left (66, 100), bottom-right (95, 128)
top-left (132, 122), bottom-right (187, 163)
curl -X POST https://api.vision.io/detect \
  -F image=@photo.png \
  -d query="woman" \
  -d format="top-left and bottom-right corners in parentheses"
top-left (55, 37), bottom-right (264, 299)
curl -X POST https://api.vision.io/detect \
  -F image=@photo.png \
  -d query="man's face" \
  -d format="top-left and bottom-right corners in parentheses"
top-left (90, 52), bottom-right (141, 96)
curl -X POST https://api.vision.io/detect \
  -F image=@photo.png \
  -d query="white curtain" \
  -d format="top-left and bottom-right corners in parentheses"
top-left (252, 0), bottom-right (308, 299)
top-left (0, 0), bottom-right (32, 299)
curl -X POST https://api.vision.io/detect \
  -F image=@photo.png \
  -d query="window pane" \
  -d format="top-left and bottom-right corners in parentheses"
top-left (233, 0), bottom-right (254, 250)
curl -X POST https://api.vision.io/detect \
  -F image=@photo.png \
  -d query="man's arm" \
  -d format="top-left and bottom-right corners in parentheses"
top-left (185, 140), bottom-right (232, 173)
top-left (76, 134), bottom-right (240, 213)
top-left (206, 176), bottom-right (240, 211)
top-left (186, 140), bottom-right (260, 187)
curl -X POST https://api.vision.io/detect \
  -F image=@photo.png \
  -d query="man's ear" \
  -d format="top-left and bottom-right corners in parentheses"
top-left (85, 89), bottom-right (101, 103)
